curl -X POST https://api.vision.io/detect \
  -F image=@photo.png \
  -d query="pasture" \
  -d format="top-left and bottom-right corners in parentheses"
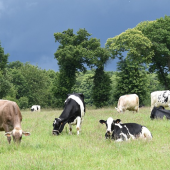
top-left (1, 107), bottom-right (170, 170)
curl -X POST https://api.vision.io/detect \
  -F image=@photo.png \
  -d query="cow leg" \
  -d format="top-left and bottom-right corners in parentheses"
top-left (76, 117), bottom-right (81, 135)
top-left (68, 123), bottom-right (72, 135)
top-left (79, 117), bottom-right (83, 132)
top-left (136, 107), bottom-right (139, 113)
top-left (3, 124), bottom-right (12, 144)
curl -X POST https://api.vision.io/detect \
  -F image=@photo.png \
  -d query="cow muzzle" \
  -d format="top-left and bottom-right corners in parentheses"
top-left (52, 130), bottom-right (60, 136)
top-left (105, 131), bottom-right (112, 139)
top-left (106, 131), bottom-right (111, 135)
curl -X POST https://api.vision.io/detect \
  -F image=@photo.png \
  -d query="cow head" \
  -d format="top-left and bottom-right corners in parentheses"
top-left (52, 118), bottom-right (65, 136)
top-left (31, 108), bottom-right (34, 112)
top-left (99, 117), bottom-right (121, 139)
top-left (115, 107), bottom-right (122, 113)
top-left (99, 117), bottom-right (114, 138)
top-left (5, 127), bottom-right (30, 144)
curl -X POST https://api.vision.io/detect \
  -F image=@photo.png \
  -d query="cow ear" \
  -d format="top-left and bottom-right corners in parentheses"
top-left (5, 132), bottom-right (12, 137)
top-left (22, 132), bottom-right (31, 136)
top-left (99, 120), bottom-right (106, 124)
top-left (115, 119), bottom-right (121, 123)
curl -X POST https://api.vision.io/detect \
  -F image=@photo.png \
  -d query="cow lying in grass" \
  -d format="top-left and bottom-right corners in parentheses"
top-left (150, 106), bottom-right (170, 120)
top-left (99, 117), bottom-right (152, 142)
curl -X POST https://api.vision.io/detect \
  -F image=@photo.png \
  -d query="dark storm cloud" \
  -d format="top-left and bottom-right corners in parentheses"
top-left (0, 0), bottom-right (170, 71)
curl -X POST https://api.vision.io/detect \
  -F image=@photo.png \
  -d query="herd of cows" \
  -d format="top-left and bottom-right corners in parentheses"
top-left (1, 90), bottom-right (170, 144)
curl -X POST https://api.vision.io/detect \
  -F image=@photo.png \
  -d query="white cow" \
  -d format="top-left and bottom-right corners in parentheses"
top-left (115, 94), bottom-right (139, 113)
top-left (151, 90), bottom-right (170, 111)
top-left (31, 105), bottom-right (41, 112)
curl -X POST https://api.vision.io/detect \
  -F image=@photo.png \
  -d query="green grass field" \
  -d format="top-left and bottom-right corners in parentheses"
top-left (1, 107), bottom-right (170, 170)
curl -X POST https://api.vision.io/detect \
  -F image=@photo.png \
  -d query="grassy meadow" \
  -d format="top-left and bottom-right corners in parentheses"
top-left (1, 107), bottom-right (170, 170)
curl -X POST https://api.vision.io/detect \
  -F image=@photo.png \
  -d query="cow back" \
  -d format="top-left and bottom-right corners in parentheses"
top-left (151, 91), bottom-right (170, 109)
top-left (117, 94), bottom-right (139, 111)
top-left (150, 106), bottom-right (170, 119)
top-left (0, 100), bottom-right (22, 131)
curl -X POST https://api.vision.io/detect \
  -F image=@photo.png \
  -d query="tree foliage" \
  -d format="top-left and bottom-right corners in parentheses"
top-left (92, 67), bottom-right (112, 107)
top-left (6, 62), bottom-right (52, 108)
top-left (114, 59), bottom-right (149, 105)
top-left (0, 43), bottom-right (9, 73)
top-left (105, 28), bottom-right (154, 103)
top-left (105, 28), bottom-right (154, 64)
top-left (0, 43), bottom-right (11, 98)
top-left (136, 16), bottom-right (170, 89)
top-left (72, 71), bottom-right (94, 106)
top-left (53, 28), bottom-right (111, 107)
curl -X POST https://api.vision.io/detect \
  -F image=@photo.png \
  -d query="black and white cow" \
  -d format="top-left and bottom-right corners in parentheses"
top-left (150, 106), bottom-right (170, 120)
top-left (52, 93), bottom-right (85, 136)
top-left (31, 105), bottom-right (41, 112)
top-left (99, 117), bottom-right (152, 142)
top-left (151, 90), bottom-right (170, 111)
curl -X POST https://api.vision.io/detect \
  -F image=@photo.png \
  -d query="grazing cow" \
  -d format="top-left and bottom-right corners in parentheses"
top-left (52, 93), bottom-right (85, 136)
top-left (115, 94), bottom-right (139, 113)
top-left (31, 105), bottom-right (41, 112)
top-left (0, 100), bottom-right (30, 144)
top-left (151, 90), bottom-right (170, 111)
top-left (150, 106), bottom-right (170, 120)
top-left (99, 117), bottom-right (152, 142)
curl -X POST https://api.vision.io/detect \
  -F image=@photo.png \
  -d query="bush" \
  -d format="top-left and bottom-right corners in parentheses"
top-left (18, 97), bottom-right (29, 109)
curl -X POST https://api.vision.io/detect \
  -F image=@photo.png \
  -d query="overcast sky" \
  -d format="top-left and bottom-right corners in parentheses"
top-left (0, 0), bottom-right (170, 71)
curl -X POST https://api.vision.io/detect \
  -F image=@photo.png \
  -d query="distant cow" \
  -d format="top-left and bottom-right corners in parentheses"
top-left (115, 94), bottom-right (139, 113)
top-left (31, 105), bottom-right (40, 112)
top-left (99, 117), bottom-right (152, 142)
top-left (151, 91), bottom-right (170, 111)
top-left (150, 106), bottom-right (170, 120)
top-left (52, 93), bottom-right (85, 136)
top-left (0, 100), bottom-right (30, 144)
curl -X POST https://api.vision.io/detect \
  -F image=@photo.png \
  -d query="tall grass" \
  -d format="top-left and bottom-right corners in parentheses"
top-left (1, 107), bottom-right (170, 170)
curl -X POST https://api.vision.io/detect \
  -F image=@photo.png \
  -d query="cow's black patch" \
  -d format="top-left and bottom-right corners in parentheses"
top-left (150, 106), bottom-right (170, 120)
top-left (52, 93), bottom-right (85, 136)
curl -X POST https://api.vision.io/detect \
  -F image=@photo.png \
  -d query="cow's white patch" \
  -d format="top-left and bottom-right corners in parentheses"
top-left (124, 125), bottom-right (135, 139)
top-left (31, 105), bottom-right (41, 112)
top-left (115, 123), bottom-right (122, 128)
top-left (106, 117), bottom-right (113, 132)
top-left (66, 95), bottom-right (85, 117)
top-left (119, 132), bottom-right (128, 141)
top-left (53, 120), bottom-right (56, 124)
top-left (151, 90), bottom-right (170, 111)
top-left (115, 138), bottom-right (124, 142)
top-left (13, 127), bottom-right (22, 136)
top-left (141, 126), bottom-right (152, 140)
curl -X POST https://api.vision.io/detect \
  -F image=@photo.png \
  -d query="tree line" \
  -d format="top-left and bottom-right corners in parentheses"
top-left (0, 16), bottom-right (169, 109)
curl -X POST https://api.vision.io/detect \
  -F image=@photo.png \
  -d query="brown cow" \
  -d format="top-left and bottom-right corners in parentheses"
top-left (0, 100), bottom-right (30, 144)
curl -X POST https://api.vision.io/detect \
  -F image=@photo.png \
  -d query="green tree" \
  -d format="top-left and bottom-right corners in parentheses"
top-left (105, 28), bottom-right (154, 63)
top-left (7, 62), bottom-right (51, 108)
top-left (0, 42), bottom-right (9, 73)
top-left (114, 59), bottom-right (149, 105)
top-left (72, 71), bottom-right (94, 106)
top-left (0, 70), bottom-right (12, 99)
top-left (92, 67), bottom-right (112, 107)
top-left (54, 28), bottom-right (111, 107)
top-left (136, 16), bottom-right (170, 89)
top-left (0, 43), bottom-right (11, 98)
top-left (105, 28), bottom-right (154, 105)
